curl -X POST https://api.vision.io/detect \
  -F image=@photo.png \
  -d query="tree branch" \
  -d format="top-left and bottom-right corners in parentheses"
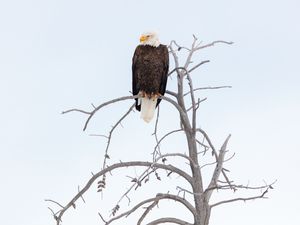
top-left (168, 43), bottom-right (180, 69)
top-left (210, 188), bottom-right (269, 208)
top-left (158, 153), bottom-right (197, 168)
top-left (62, 95), bottom-right (138, 131)
top-left (137, 200), bottom-right (158, 225)
top-left (206, 181), bottom-right (275, 192)
top-left (153, 129), bottom-right (183, 154)
top-left (147, 217), bottom-right (193, 225)
top-left (53, 161), bottom-right (193, 225)
top-left (184, 36), bottom-right (198, 68)
top-left (206, 134), bottom-right (231, 200)
top-left (165, 90), bottom-right (178, 98)
top-left (186, 98), bottom-right (207, 112)
top-left (105, 198), bottom-right (158, 225)
top-left (152, 106), bottom-right (161, 160)
top-left (106, 193), bottom-right (196, 225)
top-left (183, 86), bottom-right (232, 97)
top-left (185, 73), bottom-right (197, 133)
top-left (45, 199), bottom-right (64, 209)
top-left (196, 128), bottom-right (218, 157)
top-left (160, 95), bottom-right (192, 132)
top-left (187, 60), bottom-right (210, 74)
top-left (101, 104), bottom-right (135, 170)
top-left (194, 40), bottom-right (233, 51)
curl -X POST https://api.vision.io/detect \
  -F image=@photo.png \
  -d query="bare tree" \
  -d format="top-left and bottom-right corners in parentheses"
top-left (46, 36), bottom-right (275, 225)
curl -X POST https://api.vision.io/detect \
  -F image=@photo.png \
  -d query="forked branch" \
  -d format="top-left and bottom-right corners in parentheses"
top-left (206, 134), bottom-right (231, 199)
top-left (210, 188), bottom-right (270, 208)
top-left (105, 193), bottom-right (195, 225)
top-left (62, 95), bottom-right (138, 131)
top-left (51, 161), bottom-right (193, 225)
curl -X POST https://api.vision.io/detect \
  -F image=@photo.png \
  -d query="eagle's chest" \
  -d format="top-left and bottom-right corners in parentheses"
top-left (140, 51), bottom-right (160, 64)
top-left (136, 51), bottom-right (163, 92)
top-left (137, 53), bottom-right (162, 79)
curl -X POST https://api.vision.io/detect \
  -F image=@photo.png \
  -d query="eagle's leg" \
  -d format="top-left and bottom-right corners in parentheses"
top-left (153, 93), bottom-right (162, 100)
top-left (143, 92), bottom-right (153, 99)
top-left (138, 91), bottom-right (146, 98)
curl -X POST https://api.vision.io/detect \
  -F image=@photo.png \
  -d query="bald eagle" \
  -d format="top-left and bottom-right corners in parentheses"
top-left (132, 32), bottom-right (169, 123)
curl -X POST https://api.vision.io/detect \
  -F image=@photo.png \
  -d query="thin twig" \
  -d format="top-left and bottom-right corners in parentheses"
top-left (101, 104), bottom-right (135, 170)
top-left (206, 134), bottom-right (231, 200)
top-left (152, 106), bottom-right (161, 161)
top-left (187, 60), bottom-right (210, 73)
top-left (176, 186), bottom-right (201, 196)
top-left (183, 86), bottom-right (232, 97)
top-left (147, 217), bottom-right (193, 225)
top-left (62, 95), bottom-right (138, 131)
top-left (200, 152), bottom-right (235, 169)
top-left (186, 73), bottom-right (197, 133)
top-left (98, 212), bottom-right (107, 224)
top-left (47, 207), bottom-right (56, 216)
top-left (153, 129), bottom-right (183, 154)
top-left (45, 199), bottom-right (64, 209)
top-left (137, 201), bottom-right (158, 225)
top-left (210, 188), bottom-right (269, 208)
top-left (78, 186), bottom-right (86, 203)
top-left (206, 180), bottom-right (277, 193)
top-left (195, 40), bottom-right (233, 51)
top-left (186, 98), bottom-right (207, 112)
top-left (106, 193), bottom-right (195, 225)
top-left (196, 128), bottom-right (218, 157)
top-left (114, 152), bottom-right (195, 208)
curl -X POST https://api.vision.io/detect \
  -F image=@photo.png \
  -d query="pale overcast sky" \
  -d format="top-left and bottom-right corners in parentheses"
top-left (0, 0), bottom-right (299, 225)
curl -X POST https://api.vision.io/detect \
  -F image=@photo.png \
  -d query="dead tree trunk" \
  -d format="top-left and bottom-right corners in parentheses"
top-left (46, 36), bottom-right (274, 225)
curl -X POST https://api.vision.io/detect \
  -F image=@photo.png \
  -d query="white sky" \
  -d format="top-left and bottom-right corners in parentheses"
top-left (0, 0), bottom-right (299, 225)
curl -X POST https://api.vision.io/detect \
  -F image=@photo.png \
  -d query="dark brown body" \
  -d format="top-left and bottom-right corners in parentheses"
top-left (132, 44), bottom-right (169, 111)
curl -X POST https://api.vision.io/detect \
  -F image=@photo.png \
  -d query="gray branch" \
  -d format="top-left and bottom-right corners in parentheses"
top-left (194, 40), bottom-right (233, 51)
top-left (147, 217), bottom-right (193, 225)
top-left (101, 104), bottom-right (135, 171)
top-left (160, 95), bottom-right (192, 131)
top-left (206, 135), bottom-right (231, 200)
top-left (62, 95), bottom-right (138, 131)
top-left (53, 161), bottom-right (192, 225)
top-left (105, 193), bottom-right (195, 225)
top-left (153, 129), bottom-right (183, 154)
top-left (210, 188), bottom-right (269, 208)
top-left (183, 86), bottom-right (232, 97)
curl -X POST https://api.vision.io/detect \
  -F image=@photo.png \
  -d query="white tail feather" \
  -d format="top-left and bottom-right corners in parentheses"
top-left (140, 97), bottom-right (157, 123)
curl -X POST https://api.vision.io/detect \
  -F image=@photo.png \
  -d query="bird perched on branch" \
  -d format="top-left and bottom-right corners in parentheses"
top-left (132, 32), bottom-right (169, 123)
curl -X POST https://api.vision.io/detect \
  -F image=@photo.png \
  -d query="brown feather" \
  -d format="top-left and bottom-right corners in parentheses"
top-left (132, 44), bottom-right (169, 111)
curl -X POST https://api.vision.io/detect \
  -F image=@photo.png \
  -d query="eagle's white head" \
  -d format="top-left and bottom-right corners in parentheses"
top-left (139, 32), bottom-right (160, 47)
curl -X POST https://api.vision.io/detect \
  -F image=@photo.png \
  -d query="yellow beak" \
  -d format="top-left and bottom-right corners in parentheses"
top-left (139, 35), bottom-right (147, 43)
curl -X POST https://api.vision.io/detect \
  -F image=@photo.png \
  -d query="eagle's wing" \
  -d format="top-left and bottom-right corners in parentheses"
top-left (132, 46), bottom-right (141, 111)
top-left (159, 45), bottom-right (169, 95)
top-left (157, 45), bottom-right (169, 107)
